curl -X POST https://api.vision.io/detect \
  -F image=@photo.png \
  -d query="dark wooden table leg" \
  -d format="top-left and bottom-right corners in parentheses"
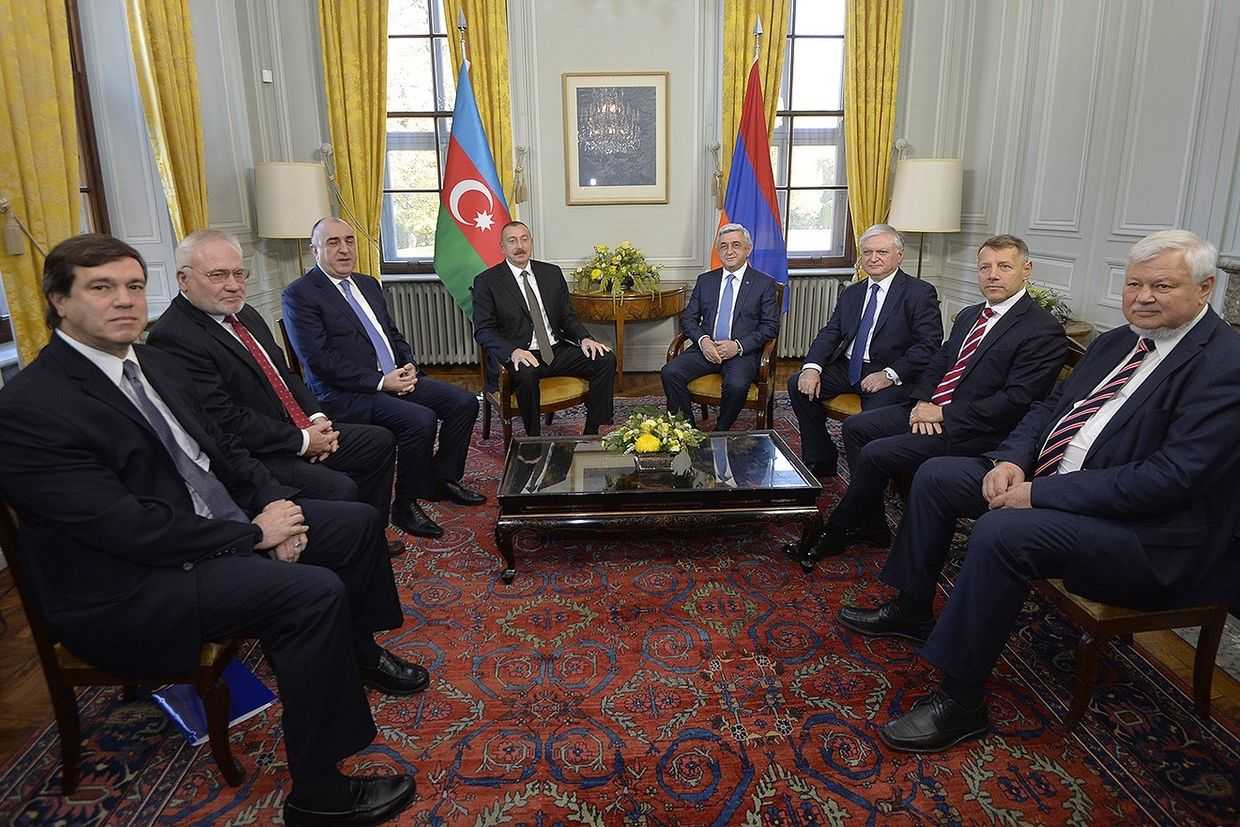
top-left (785, 513), bottom-right (822, 573)
top-left (613, 317), bottom-right (625, 393)
top-left (495, 523), bottom-right (516, 583)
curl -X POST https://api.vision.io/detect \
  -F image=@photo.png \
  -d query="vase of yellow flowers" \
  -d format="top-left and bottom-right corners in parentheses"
top-left (570, 241), bottom-right (663, 298)
top-left (602, 406), bottom-right (706, 470)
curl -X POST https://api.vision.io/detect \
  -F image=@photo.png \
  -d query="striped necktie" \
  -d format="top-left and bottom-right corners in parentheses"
top-left (931, 307), bottom-right (995, 406)
top-left (1033, 338), bottom-right (1155, 477)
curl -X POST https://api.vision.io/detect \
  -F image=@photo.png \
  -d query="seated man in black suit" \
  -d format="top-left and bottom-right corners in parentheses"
top-left (837, 230), bottom-right (1240, 753)
top-left (472, 220), bottom-right (616, 435)
top-left (661, 223), bottom-right (779, 430)
top-left (282, 217), bottom-right (484, 540)
top-left (809, 235), bottom-right (1067, 558)
top-left (788, 224), bottom-right (943, 476)
top-left (148, 229), bottom-right (404, 556)
top-left (0, 235), bottom-right (427, 824)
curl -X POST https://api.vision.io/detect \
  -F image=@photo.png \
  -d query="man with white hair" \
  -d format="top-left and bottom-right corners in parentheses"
top-left (838, 229), bottom-right (1240, 753)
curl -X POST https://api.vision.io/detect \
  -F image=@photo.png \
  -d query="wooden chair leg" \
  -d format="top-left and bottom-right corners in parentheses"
top-left (48, 683), bottom-right (82, 794)
top-left (481, 396), bottom-right (492, 439)
top-left (1192, 614), bottom-right (1226, 719)
top-left (1066, 630), bottom-right (1101, 729)
top-left (201, 680), bottom-right (244, 786)
top-left (502, 417), bottom-right (513, 449)
top-left (700, 404), bottom-right (710, 422)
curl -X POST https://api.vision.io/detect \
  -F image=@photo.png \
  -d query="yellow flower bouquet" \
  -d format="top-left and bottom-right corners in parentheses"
top-left (602, 406), bottom-right (706, 456)
top-left (570, 241), bottom-right (663, 297)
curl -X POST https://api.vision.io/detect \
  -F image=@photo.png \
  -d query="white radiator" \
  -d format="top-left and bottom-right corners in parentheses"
top-left (780, 276), bottom-right (844, 358)
top-left (383, 281), bottom-right (477, 365)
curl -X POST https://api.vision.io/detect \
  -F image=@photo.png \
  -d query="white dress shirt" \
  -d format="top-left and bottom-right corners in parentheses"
top-left (1052, 303), bottom-right (1209, 473)
top-left (325, 273), bottom-right (399, 388)
top-left (966, 287), bottom-right (1026, 350)
top-left (507, 260), bottom-right (559, 350)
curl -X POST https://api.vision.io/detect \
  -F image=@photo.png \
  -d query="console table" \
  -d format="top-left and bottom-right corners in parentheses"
top-left (569, 287), bottom-right (687, 392)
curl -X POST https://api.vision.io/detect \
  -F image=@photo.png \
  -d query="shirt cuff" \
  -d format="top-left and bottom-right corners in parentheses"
top-left (697, 335), bottom-right (712, 350)
top-left (883, 367), bottom-right (902, 385)
top-left (298, 429), bottom-right (311, 456)
top-left (801, 362), bottom-right (823, 374)
top-left (734, 340), bottom-right (743, 357)
top-left (309, 412), bottom-right (326, 421)
top-left (376, 376), bottom-right (385, 391)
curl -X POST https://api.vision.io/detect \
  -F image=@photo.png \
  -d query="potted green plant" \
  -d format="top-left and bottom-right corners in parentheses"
top-left (1025, 283), bottom-right (1073, 325)
top-left (570, 241), bottom-right (662, 298)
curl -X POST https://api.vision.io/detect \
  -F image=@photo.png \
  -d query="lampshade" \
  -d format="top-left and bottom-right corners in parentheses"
top-left (886, 158), bottom-right (962, 233)
top-left (254, 162), bottom-right (331, 239)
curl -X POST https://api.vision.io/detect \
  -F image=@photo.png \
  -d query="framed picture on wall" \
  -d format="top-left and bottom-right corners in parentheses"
top-left (562, 71), bottom-right (669, 205)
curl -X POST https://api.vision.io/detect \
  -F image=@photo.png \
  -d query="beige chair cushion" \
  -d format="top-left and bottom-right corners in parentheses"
top-left (508, 376), bottom-right (590, 407)
top-left (687, 373), bottom-right (759, 402)
top-left (822, 393), bottom-right (862, 418)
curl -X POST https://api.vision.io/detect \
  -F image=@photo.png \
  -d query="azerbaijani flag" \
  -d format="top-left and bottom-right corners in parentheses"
top-left (434, 60), bottom-right (510, 316)
top-left (713, 59), bottom-right (788, 309)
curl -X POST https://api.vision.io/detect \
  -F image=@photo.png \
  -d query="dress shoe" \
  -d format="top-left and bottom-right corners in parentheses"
top-left (812, 521), bottom-right (891, 557)
top-left (387, 539), bottom-right (406, 557)
top-left (391, 500), bottom-right (443, 538)
top-left (428, 479), bottom-right (486, 506)
top-left (837, 600), bottom-right (935, 643)
top-left (361, 648), bottom-right (431, 696)
top-left (809, 460), bottom-right (838, 478)
top-left (284, 774), bottom-right (416, 825)
top-left (879, 689), bottom-right (990, 753)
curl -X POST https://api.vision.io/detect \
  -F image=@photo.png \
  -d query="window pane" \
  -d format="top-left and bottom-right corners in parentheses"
top-left (769, 115), bottom-right (789, 188)
top-left (777, 189), bottom-right (789, 233)
top-left (389, 0), bottom-right (430, 35)
top-left (436, 116), bottom-right (452, 183)
top-left (388, 38), bottom-right (434, 111)
top-left (789, 116), bottom-right (845, 187)
top-left (795, 0), bottom-right (845, 35)
top-left (433, 36), bottom-right (456, 111)
top-left (382, 192), bottom-right (438, 260)
top-left (385, 117), bottom-right (439, 189)
top-left (787, 189), bottom-right (847, 257)
top-left (790, 39), bottom-right (844, 111)
top-left (429, 0), bottom-right (448, 34)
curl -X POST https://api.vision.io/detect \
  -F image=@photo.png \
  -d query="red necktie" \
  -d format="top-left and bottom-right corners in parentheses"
top-left (1033, 337), bottom-right (1155, 477)
top-left (931, 307), bottom-right (995, 406)
top-left (225, 315), bottom-right (312, 429)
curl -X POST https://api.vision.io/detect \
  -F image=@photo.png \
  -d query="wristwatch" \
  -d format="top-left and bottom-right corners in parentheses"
top-left (882, 367), bottom-right (901, 385)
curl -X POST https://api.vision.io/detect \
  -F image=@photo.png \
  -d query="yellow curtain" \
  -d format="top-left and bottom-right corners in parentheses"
top-left (444, 0), bottom-right (515, 209)
top-left (0, 0), bottom-right (79, 365)
top-left (844, 0), bottom-right (903, 274)
top-left (720, 0), bottom-right (791, 197)
top-left (125, 0), bottom-right (207, 241)
top-left (319, 1), bottom-right (387, 278)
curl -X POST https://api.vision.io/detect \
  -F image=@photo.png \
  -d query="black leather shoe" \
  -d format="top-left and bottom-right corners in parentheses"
top-left (809, 460), bottom-right (838, 478)
top-left (813, 521), bottom-right (891, 557)
top-left (429, 479), bottom-right (486, 506)
top-left (391, 500), bottom-right (443, 538)
top-left (361, 648), bottom-right (431, 696)
top-left (837, 600), bottom-right (935, 643)
top-left (284, 774), bottom-right (416, 825)
top-left (879, 690), bottom-right (989, 753)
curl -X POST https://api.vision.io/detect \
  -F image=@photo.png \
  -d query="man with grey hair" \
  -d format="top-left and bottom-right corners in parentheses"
top-left (662, 223), bottom-right (779, 429)
top-left (788, 223), bottom-right (942, 476)
top-left (838, 229), bottom-right (1240, 753)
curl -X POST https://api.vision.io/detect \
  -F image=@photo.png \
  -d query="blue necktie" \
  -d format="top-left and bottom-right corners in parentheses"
top-left (339, 279), bottom-right (397, 374)
top-left (848, 283), bottom-right (882, 385)
top-left (713, 274), bottom-right (737, 340)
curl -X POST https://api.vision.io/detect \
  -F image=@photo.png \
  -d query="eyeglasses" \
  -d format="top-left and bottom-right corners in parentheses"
top-left (183, 266), bottom-right (250, 284)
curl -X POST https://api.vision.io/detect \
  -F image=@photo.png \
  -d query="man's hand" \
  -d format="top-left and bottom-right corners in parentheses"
top-left (511, 348), bottom-right (540, 370)
top-left (909, 401), bottom-right (944, 436)
top-left (796, 368), bottom-right (822, 399)
top-left (982, 461), bottom-right (1026, 504)
top-left (304, 419), bottom-right (340, 461)
top-left (252, 499), bottom-right (307, 550)
top-left (989, 482), bottom-right (1032, 510)
top-left (270, 530), bottom-right (309, 562)
top-left (713, 339), bottom-right (740, 361)
top-left (699, 337), bottom-right (722, 365)
top-left (581, 337), bottom-right (611, 360)
top-left (381, 364), bottom-right (417, 395)
top-left (859, 371), bottom-right (894, 393)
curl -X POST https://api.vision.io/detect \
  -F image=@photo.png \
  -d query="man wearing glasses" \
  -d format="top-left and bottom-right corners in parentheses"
top-left (148, 230), bottom-right (402, 553)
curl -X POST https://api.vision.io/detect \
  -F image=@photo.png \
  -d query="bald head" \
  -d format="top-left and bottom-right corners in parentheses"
top-left (310, 217), bottom-right (357, 277)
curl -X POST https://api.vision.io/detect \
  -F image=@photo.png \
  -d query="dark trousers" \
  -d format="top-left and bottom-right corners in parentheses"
top-left (829, 402), bottom-right (948, 528)
top-left (787, 358), bottom-right (910, 470)
top-left (197, 498), bottom-right (401, 783)
top-left (259, 423), bottom-right (396, 519)
top-left (509, 342), bottom-right (616, 435)
top-left (661, 349), bottom-right (759, 430)
top-left (882, 456), bottom-right (1161, 689)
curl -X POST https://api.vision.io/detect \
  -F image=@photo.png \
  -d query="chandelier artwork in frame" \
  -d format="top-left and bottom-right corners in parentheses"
top-left (562, 71), bottom-right (668, 206)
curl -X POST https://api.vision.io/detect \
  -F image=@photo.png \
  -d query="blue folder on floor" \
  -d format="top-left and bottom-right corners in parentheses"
top-left (151, 660), bottom-right (276, 746)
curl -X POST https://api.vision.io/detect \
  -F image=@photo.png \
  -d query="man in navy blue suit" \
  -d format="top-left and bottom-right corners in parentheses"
top-left (838, 230), bottom-right (1240, 753)
top-left (787, 224), bottom-right (942, 476)
top-left (808, 235), bottom-right (1067, 559)
top-left (282, 218), bottom-right (483, 540)
top-left (662, 223), bottom-right (779, 430)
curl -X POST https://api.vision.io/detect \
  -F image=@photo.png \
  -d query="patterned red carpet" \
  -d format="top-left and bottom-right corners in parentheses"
top-left (2, 398), bottom-right (1238, 825)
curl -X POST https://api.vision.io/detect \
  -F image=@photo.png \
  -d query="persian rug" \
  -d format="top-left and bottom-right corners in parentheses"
top-left (1, 397), bottom-right (1238, 826)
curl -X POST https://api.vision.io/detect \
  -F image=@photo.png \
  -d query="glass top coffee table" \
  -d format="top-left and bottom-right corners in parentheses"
top-left (494, 430), bottom-right (822, 582)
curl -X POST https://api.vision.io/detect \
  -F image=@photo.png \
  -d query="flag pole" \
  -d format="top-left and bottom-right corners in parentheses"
top-left (752, 15), bottom-right (763, 62)
top-left (456, 9), bottom-right (467, 59)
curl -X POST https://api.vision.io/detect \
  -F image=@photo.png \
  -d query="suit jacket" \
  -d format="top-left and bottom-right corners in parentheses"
top-left (989, 309), bottom-right (1240, 606)
top-left (680, 266), bottom-right (779, 357)
top-left (281, 266), bottom-right (415, 417)
top-left (472, 259), bottom-right (591, 359)
top-left (804, 269), bottom-right (942, 383)
top-left (907, 293), bottom-right (1066, 454)
top-left (148, 294), bottom-right (322, 457)
top-left (0, 337), bottom-right (296, 674)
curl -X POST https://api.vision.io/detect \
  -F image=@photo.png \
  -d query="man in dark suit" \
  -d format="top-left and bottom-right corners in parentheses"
top-left (809, 235), bottom-right (1067, 558)
top-left (282, 217), bottom-right (483, 540)
top-left (787, 224), bottom-right (943, 476)
top-left (148, 229), bottom-right (404, 555)
top-left (837, 230), bottom-right (1240, 753)
top-left (472, 220), bottom-right (616, 435)
top-left (0, 235), bottom-right (426, 824)
top-left (661, 223), bottom-right (779, 430)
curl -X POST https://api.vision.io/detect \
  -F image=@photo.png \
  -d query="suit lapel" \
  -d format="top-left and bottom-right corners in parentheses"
top-left (53, 338), bottom-right (155, 436)
top-left (311, 266), bottom-right (371, 341)
top-left (870, 270), bottom-right (906, 337)
top-left (959, 296), bottom-right (1030, 384)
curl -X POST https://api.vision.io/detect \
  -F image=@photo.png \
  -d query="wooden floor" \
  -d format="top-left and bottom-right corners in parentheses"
top-left (2, 362), bottom-right (1237, 769)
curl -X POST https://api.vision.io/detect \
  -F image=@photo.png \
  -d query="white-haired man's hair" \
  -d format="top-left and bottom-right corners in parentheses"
top-left (717, 223), bottom-right (753, 247)
top-left (1127, 230), bottom-right (1217, 284)
top-left (175, 229), bottom-right (243, 270)
top-left (859, 223), bottom-right (905, 251)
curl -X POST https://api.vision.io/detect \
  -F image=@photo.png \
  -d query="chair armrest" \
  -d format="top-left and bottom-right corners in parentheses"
top-left (666, 331), bottom-right (689, 363)
top-left (757, 337), bottom-right (777, 381)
